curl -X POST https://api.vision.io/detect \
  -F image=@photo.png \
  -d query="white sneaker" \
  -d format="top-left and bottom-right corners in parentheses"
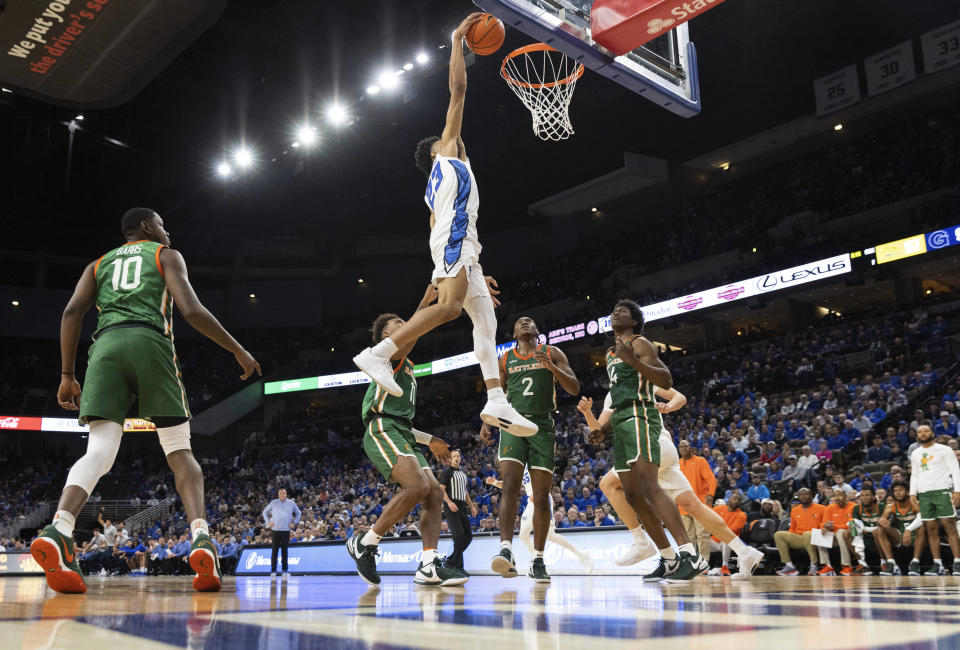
top-left (578, 552), bottom-right (594, 573)
top-left (480, 400), bottom-right (538, 437)
top-left (695, 554), bottom-right (710, 575)
top-left (282, 572), bottom-right (289, 579)
top-left (270, 572), bottom-right (276, 578)
top-left (731, 547), bottom-right (764, 581)
top-left (353, 348), bottom-right (402, 397)
top-left (615, 540), bottom-right (658, 566)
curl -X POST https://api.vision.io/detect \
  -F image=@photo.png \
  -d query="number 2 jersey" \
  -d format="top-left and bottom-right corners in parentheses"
top-left (92, 240), bottom-right (173, 339)
top-left (424, 154), bottom-right (482, 275)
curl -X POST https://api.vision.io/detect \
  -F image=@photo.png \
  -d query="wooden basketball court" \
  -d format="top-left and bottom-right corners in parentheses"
top-left (3, 575), bottom-right (960, 649)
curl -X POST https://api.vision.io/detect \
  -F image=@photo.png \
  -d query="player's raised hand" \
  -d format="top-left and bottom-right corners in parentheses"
top-left (479, 422), bottom-right (495, 445)
top-left (614, 337), bottom-right (636, 362)
top-left (57, 375), bottom-right (82, 411)
top-left (235, 348), bottom-right (262, 380)
top-left (534, 347), bottom-right (556, 370)
top-left (586, 428), bottom-right (605, 446)
top-left (429, 438), bottom-right (452, 465)
top-left (576, 397), bottom-right (594, 416)
top-left (484, 276), bottom-right (501, 308)
top-left (421, 283), bottom-right (439, 307)
top-left (454, 13), bottom-right (485, 40)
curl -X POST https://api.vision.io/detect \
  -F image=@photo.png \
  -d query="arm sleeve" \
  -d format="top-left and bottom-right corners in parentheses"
top-left (292, 502), bottom-right (302, 524)
top-left (906, 516), bottom-right (923, 532)
top-left (603, 392), bottom-right (613, 413)
top-left (439, 468), bottom-right (451, 487)
top-left (412, 428), bottom-right (433, 445)
top-left (909, 453), bottom-right (919, 495)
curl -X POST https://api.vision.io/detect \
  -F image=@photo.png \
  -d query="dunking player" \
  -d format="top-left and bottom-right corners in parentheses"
top-left (583, 300), bottom-right (702, 581)
top-left (578, 391), bottom-right (764, 580)
top-left (346, 286), bottom-right (468, 587)
top-left (485, 468), bottom-right (594, 579)
top-left (479, 316), bottom-right (580, 581)
top-left (352, 13), bottom-right (536, 439)
top-left (30, 208), bottom-right (261, 593)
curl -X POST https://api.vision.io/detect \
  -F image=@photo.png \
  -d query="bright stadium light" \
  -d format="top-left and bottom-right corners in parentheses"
top-left (75, 114), bottom-right (84, 121)
top-left (217, 162), bottom-right (232, 177)
top-left (403, 62), bottom-right (414, 71)
top-left (297, 125), bottom-right (317, 147)
top-left (834, 123), bottom-right (843, 131)
top-left (378, 70), bottom-right (399, 90)
top-left (416, 52), bottom-right (429, 65)
top-left (234, 147), bottom-right (253, 168)
top-left (326, 103), bottom-right (349, 126)
top-left (366, 85), bottom-right (380, 95)
top-left (11, 300), bottom-right (20, 307)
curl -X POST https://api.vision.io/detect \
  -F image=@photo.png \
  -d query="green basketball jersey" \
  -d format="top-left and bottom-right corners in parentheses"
top-left (502, 344), bottom-right (556, 416)
top-left (852, 502), bottom-right (881, 528)
top-left (93, 240), bottom-right (173, 339)
top-left (361, 357), bottom-right (416, 423)
top-left (606, 335), bottom-right (656, 410)
top-left (890, 501), bottom-right (919, 533)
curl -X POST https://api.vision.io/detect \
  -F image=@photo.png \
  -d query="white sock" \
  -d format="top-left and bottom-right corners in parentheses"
top-left (362, 529), bottom-right (383, 546)
top-left (678, 542), bottom-right (696, 556)
top-left (630, 528), bottom-right (646, 544)
top-left (488, 387), bottom-right (506, 401)
top-left (371, 338), bottom-right (398, 359)
top-left (859, 558), bottom-right (869, 567)
top-left (729, 537), bottom-right (748, 555)
top-left (784, 562), bottom-right (795, 569)
top-left (659, 546), bottom-right (676, 560)
top-left (52, 510), bottom-right (75, 538)
top-left (190, 519), bottom-right (209, 541)
top-left (422, 548), bottom-right (437, 564)
top-left (501, 539), bottom-right (512, 551)
top-left (535, 550), bottom-right (544, 558)
top-left (934, 558), bottom-right (943, 566)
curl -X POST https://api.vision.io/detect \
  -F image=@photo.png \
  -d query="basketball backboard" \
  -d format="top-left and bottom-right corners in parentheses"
top-left (474, 0), bottom-right (702, 117)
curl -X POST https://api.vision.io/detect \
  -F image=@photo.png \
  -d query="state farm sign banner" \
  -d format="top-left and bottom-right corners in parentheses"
top-left (0, 0), bottom-right (226, 107)
top-left (591, 0), bottom-right (727, 55)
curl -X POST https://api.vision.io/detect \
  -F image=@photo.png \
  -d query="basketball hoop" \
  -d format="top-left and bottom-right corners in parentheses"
top-left (501, 43), bottom-right (584, 141)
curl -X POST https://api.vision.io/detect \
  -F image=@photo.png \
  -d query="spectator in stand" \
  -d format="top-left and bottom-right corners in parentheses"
top-left (849, 467), bottom-right (866, 492)
top-left (935, 412), bottom-right (958, 438)
top-left (781, 455), bottom-right (804, 489)
top-left (864, 400), bottom-right (887, 425)
top-left (678, 440), bottom-right (717, 558)
top-left (147, 538), bottom-right (168, 575)
top-left (766, 461), bottom-right (783, 482)
top-left (746, 474), bottom-right (770, 506)
top-left (219, 536), bottom-right (240, 575)
top-left (707, 493), bottom-right (747, 576)
top-left (867, 436), bottom-right (893, 463)
top-left (817, 488), bottom-right (855, 575)
top-left (815, 441), bottom-right (833, 465)
top-left (725, 443), bottom-right (749, 469)
top-left (760, 442), bottom-right (781, 465)
top-left (774, 488), bottom-right (827, 576)
top-left (910, 409), bottom-right (929, 432)
top-left (879, 466), bottom-right (904, 492)
top-left (797, 446), bottom-right (819, 474)
top-left (170, 534), bottom-right (190, 575)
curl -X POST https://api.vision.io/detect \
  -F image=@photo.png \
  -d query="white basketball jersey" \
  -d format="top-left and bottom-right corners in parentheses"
top-left (424, 155), bottom-right (482, 273)
top-left (522, 468), bottom-right (534, 498)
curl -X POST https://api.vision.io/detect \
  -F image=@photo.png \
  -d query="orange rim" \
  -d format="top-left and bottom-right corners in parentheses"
top-left (501, 43), bottom-right (585, 89)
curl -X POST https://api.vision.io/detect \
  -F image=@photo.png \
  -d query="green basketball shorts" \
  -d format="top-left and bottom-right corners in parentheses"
top-left (79, 326), bottom-right (190, 425)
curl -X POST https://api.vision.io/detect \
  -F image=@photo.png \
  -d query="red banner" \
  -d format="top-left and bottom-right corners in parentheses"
top-left (591, 0), bottom-right (727, 55)
top-left (0, 415), bottom-right (42, 430)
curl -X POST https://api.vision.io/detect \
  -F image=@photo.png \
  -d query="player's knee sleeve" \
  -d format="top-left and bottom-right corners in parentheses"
top-left (463, 292), bottom-right (499, 381)
top-left (157, 421), bottom-right (192, 456)
top-left (65, 420), bottom-right (123, 494)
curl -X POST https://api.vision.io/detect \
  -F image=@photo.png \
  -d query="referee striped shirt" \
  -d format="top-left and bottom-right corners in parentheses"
top-left (440, 466), bottom-right (468, 502)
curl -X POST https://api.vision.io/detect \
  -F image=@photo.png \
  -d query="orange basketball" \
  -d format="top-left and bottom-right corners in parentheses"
top-left (465, 14), bottom-right (505, 56)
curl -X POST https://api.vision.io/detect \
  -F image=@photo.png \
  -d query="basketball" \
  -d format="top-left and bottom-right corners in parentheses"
top-left (465, 14), bottom-right (505, 56)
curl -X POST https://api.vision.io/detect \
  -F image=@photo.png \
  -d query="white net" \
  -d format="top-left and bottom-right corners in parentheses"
top-left (501, 44), bottom-right (584, 141)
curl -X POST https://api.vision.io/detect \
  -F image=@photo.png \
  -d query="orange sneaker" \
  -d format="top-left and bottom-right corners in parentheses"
top-left (817, 565), bottom-right (836, 576)
top-left (720, 565), bottom-right (731, 576)
top-left (839, 566), bottom-right (853, 575)
top-left (30, 525), bottom-right (87, 594)
top-left (188, 534), bottom-right (223, 592)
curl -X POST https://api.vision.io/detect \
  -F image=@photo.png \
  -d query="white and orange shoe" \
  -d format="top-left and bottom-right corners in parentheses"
top-left (189, 534), bottom-right (223, 592)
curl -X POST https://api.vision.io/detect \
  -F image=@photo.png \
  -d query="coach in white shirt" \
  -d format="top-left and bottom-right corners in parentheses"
top-left (909, 425), bottom-right (960, 575)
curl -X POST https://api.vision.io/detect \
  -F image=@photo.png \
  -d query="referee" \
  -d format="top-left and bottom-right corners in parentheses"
top-left (262, 488), bottom-right (301, 578)
top-left (440, 450), bottom-right (477, 571)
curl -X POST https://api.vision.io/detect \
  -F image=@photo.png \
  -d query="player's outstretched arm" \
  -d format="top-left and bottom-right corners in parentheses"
top-left (438, 13), bottom-right (483, 157)
top-left (653, 387), bottom-right (686, 413)
top-left (57, 261), bottom-right (97, 410)
top-left (396, 284), bottom-right (440, 358)
top-left (160, 248), bottom-right (261, 380)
